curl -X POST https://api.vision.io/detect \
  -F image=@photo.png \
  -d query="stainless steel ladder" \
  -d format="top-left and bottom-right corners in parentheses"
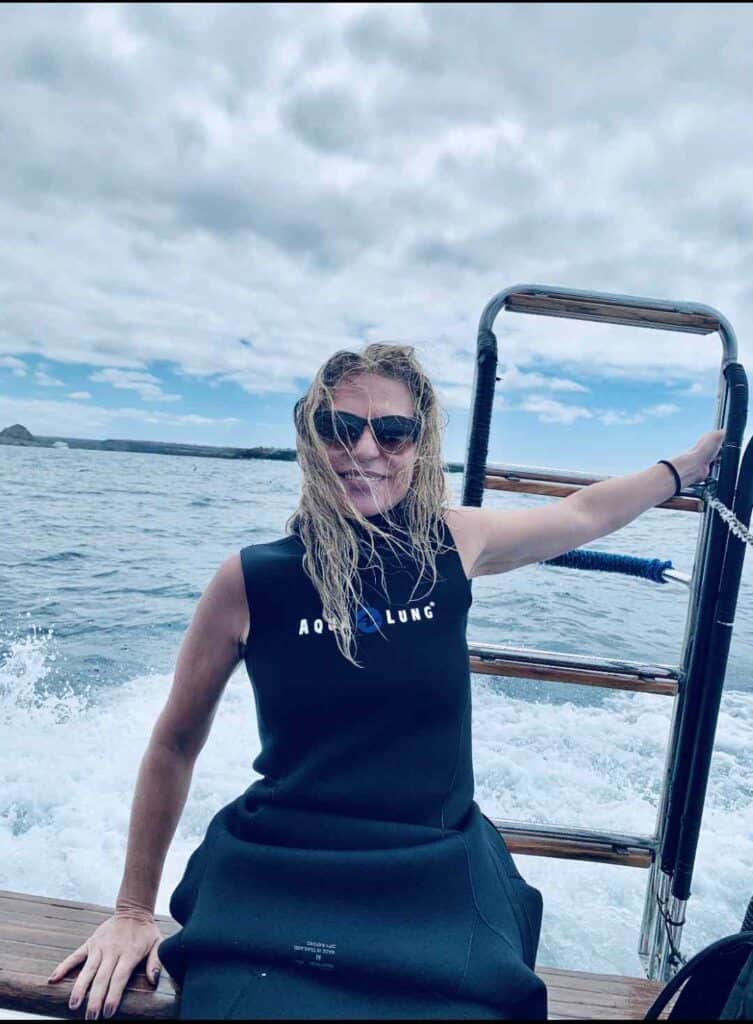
top-left (461, 284), bottom-right (748, 980)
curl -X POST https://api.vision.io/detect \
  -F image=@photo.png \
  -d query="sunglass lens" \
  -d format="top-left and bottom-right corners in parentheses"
top-left (314, 410), bottom-right (362, 446)
top-left (374, 417), bottom-right (419, 450)
top-left (313, 411), bottom-right (418, 449)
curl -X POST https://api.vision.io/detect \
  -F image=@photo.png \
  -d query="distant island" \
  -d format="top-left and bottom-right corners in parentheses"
top-left (0, 422), bottom-right (297, 461)
top-left (0, 423), bottom-right (464, 471)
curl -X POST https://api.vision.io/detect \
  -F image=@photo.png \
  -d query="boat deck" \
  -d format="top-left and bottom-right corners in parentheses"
top-left (0, 890), bottom-right (663, 1019)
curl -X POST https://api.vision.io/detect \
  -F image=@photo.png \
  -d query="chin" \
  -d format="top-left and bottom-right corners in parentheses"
top-left (347, 494), bottom-right (383, 517)
top-left (346, 488), bottom-right (406, 518)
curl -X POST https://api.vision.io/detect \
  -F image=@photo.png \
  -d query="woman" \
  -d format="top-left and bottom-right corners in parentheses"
top-left (48, 343), bottom-right (725, 1020)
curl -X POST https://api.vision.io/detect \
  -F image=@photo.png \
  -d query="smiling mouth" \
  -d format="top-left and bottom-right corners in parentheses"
top-left (339, 472), bottom-right (389, 480)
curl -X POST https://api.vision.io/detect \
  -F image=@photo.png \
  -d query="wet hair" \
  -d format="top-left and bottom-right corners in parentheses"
top-left (286, 343), bottom-right (453, 668)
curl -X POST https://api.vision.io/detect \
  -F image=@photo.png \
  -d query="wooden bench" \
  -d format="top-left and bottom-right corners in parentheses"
top-left (0, 889), bottom-right (663, 1019)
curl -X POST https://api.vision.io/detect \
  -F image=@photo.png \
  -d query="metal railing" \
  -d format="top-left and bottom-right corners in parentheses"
top-left (462, 284), bottom-right (748, 981)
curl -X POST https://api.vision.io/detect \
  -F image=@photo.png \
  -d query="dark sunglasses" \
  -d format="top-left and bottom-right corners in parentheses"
top-left (311, 409), bottom-right (420, 451)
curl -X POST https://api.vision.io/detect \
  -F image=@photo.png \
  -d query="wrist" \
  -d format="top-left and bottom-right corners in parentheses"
top-left (667, 452), bottom-right (699, 488)
top-left (115, 895), bottom-right (155, 920)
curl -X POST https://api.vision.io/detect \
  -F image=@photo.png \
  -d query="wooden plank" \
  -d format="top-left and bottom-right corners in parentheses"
top-left (502, 834), bottom-right (652, 868)
top-left (0, 965), bottom-right (177, 1020)
top-left (504, 292), bottom-right (720, 334)
top-left (1, 949), bottom-right (156, 993)
top-left (483, 475), bottom-right (702, 512)
top-left (539, 967), bottom-right (663, 1020)
top-left (0, 890), bottom-right (179, 1019)
top-left (0, 890), bottom-right (667, 1020)
top-left (469, 656), bottom-right (678, 697)
top-left (541, 966), bottom-right (662, 993)
top-left (0, 900), bottom-right (112, 926)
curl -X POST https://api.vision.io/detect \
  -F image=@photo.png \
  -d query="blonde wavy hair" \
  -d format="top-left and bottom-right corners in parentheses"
top-left (286, 343), bottom-right (454, 668)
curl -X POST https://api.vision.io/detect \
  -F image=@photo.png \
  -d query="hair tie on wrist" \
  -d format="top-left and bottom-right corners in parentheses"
top-left (657, 459), bottom-right (682, 497)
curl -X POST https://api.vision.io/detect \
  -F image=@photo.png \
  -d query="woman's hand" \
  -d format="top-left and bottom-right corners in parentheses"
top-left (672, 428), bottom-right (726, 488)
top-left (47, 909), bottom-right (164, 1019)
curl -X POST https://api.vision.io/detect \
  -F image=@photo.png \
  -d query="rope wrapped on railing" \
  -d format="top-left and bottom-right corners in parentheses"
top-left (542, 548), bottom-right (674, 583)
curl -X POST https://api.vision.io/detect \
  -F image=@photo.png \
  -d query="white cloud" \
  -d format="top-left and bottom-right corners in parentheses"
top-left (0, 356), bottom-right (27, 377)
top-left (66, 390), bottom-right (91, 400)
top-left (88, 368), bottom-right (182, 403)
top-left (0, 3), bottom-right (749, 402)
top-left (0, 394), bottom-right (240, 439)
top-left (35, 370), bottom-right (65, 387)
top-left (594, 402), bottom-right (681, 426)
top-left (643, 403), bottom-right (681, 417)
top-left (677, 381), bottom-right (708, 396)
top-left (516, 396), bottom-right (594, 425)
top-left (596, 409), bottom-right (648, 427)
top-left (499, 365), bottom-right (589, 393)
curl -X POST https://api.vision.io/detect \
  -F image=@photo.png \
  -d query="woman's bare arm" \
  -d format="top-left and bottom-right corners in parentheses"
top-left (49, 554), bottom-right (250, 1016)
top-left (116, 552), bottom-right (249, 914)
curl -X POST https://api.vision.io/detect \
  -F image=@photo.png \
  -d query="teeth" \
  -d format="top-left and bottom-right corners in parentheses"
top-left (341, 473), bottom-right (385, 479)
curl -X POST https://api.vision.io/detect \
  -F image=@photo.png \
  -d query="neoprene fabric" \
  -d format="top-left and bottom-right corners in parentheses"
top-left (157, 502), bottom-right (547, 1019)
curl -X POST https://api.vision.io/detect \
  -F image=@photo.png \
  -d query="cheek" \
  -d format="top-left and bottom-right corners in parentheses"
top-left (389, 449), bottom-right (418, 478)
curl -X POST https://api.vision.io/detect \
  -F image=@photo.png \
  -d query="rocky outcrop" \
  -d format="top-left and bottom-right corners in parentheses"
top-left (0, 424), bottom-right (297, 461)
top-left (0, 423), bottom-right (34, 442)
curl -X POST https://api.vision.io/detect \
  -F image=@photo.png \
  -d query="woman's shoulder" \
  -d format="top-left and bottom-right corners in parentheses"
top-left (441, 507), bottom-right (480, 580)
top-left (236, 534), bottom-right (305, 650)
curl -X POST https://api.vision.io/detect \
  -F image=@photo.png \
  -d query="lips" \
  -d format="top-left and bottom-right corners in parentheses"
top-left (339, 472), bottom-right (388, 480)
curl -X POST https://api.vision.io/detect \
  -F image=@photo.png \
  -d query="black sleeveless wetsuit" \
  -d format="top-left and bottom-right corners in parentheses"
top-left (157, 503), bottom-right (546, 1019)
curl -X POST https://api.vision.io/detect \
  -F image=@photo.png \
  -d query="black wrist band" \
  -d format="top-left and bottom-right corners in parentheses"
top-left (657, 459), bottom-right (682, 497)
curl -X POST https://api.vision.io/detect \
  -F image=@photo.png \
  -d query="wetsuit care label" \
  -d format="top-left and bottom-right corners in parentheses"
top-left (292, 939), bottom-right (337, 969)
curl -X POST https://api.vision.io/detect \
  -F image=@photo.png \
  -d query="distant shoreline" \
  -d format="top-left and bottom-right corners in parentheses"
top-left (0, 424), bottom-right (298, 461)
top-left (0, 424), bottom-right (464, 471)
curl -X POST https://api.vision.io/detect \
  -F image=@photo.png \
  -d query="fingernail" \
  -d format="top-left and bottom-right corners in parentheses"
top-left (104, 1006), bottom-right (114, 1019)
top-left (152, 968), bottom-right (161, 984)
top-left (69, 997), bottom-right (80, 1009)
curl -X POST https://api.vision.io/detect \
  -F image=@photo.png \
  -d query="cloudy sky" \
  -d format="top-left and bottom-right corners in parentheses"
top-left (1, 2), bottom-right (751, 470)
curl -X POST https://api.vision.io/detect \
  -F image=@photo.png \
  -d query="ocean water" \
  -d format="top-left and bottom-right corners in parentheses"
top-left (2, 444), bottom-right (753, 982)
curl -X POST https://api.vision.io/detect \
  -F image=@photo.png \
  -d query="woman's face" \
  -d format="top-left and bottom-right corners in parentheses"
top-left (321, 372), bottom-right (419, 518)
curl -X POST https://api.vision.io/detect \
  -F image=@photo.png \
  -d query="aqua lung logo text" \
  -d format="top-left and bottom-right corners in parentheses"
top-left (298, 601), bottom-right (436, 636)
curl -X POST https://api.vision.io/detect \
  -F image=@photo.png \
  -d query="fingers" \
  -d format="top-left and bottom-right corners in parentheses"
top-left (67, 945), bottom-right (102, 1012)
top-left (81, 953), bottom-right (118, 1020)
top-left (101, 956), bottom-right (137, 1019)
top-left (47, 942), bottom-right (88, 982)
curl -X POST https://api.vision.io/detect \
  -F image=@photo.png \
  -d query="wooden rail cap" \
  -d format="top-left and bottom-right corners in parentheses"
top-left (502, 832), bottom-right (653, 868)
top-left (469, 655), bottom-right (679, 696)
top-left (0, 889), bottom-right (663, 1020)
top-left (504, 290), bottom-right (721, 335)
top-left (484, 474), bottom-right (703, 512)
top-left (0, 889), bottom-right (179, 1019)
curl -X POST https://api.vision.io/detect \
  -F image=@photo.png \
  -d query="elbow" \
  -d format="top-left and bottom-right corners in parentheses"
top-left (150, 716), bottom-right (205, 764)
top-left (568, 498), bottom-right (613, 549)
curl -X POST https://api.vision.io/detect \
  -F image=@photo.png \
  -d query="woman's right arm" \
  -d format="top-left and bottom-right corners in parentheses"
top-left (48, 553), bottom-right (249, 1020)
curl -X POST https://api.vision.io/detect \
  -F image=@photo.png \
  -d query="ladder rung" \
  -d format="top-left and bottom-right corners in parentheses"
top-left (504, 290), bottom-right (721, 335)
top-left (483, 474), bottom-right (702, 512)
top-left (491, 820), bottom-right (656, 868)
top-left (468, 642), bottom-right (679, 696)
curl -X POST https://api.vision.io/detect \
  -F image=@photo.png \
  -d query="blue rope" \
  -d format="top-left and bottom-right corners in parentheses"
top-left (542, 548), bottom-right (674, 583)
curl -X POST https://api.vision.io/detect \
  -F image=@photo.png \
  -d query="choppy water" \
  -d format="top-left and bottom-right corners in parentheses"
top-left (2, 444), bottom-right (752, 977)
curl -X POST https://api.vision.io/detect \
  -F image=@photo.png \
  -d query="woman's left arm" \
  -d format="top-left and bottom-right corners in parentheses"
top-left (452, 429), bottom-right (726, 578)
top-left (569, 428), bottom-right (726, 536)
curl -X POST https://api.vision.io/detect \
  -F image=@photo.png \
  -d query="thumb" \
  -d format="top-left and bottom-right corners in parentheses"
top-left (146, 944), bottom-right (163, 987)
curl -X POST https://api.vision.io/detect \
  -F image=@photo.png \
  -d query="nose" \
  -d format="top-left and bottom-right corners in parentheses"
top-left (350, 422), bottom-right (382, 460)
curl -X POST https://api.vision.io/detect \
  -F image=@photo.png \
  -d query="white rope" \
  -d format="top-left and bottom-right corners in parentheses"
top-left (703, 483), bottom-right (753, 546)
